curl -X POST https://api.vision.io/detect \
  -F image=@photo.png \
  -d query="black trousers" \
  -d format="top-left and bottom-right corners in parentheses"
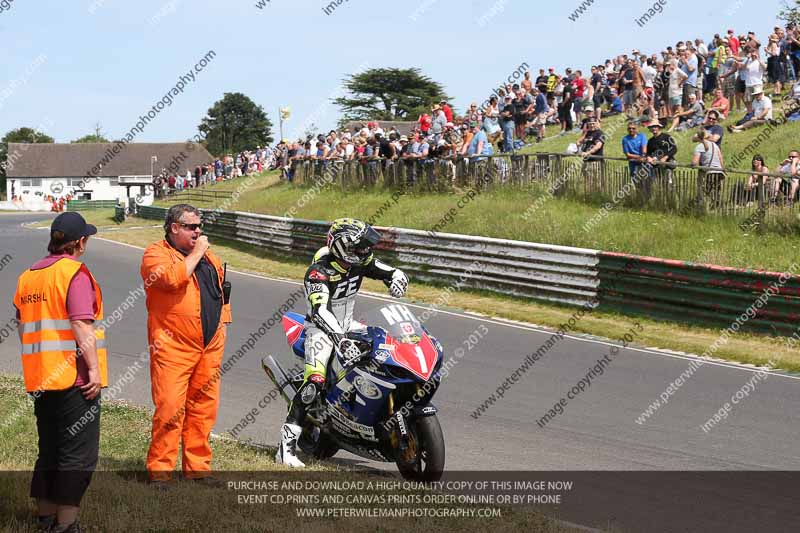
top-left (30, 387), bottom-right (100, 506)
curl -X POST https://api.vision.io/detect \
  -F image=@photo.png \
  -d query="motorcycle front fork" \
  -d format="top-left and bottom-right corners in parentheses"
top-left (388, 389), bottom-right (419, 464)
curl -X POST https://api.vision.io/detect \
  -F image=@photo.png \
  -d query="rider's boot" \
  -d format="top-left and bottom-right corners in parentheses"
top-left (276, 423), bottom-right (305, 468)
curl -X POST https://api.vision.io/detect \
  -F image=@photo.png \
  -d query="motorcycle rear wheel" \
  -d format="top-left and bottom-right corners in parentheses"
top-left (396, 415), bottom-right (445, 482)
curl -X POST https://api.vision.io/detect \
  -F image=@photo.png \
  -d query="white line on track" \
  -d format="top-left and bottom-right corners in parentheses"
top-left (94, 236), bottom-right (800, 383)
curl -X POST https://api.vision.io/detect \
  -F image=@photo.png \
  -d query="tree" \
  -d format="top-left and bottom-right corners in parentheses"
top-left (1, 127), bottom-right (55, 193)
top-left (779, 1), bottom-right (800, 25)
top-left (72, 122), bottom-right (108, 143)
top-left (303, 123), bottom-right (318, 141)
top-left (72, 134), bottom-right (110, 143)
top-left (198, 92), bottom-right (274, 155)
top-left (333, 68), bottom-right (451, 123)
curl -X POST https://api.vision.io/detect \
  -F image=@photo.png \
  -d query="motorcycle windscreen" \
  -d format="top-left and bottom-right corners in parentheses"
top-left (378, 303), bottom-right (439, 381)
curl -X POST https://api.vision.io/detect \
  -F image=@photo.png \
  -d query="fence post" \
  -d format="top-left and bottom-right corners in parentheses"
top-left (695, 168), bottom-right (705, 213)
top-left (522, 154), bottom-right (531, 186)
top-left (552, 154), bottom-right (562, 184)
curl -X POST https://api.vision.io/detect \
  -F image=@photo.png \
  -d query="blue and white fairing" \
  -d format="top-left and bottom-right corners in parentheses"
top-left (280, 304), bottom-right (444, 440)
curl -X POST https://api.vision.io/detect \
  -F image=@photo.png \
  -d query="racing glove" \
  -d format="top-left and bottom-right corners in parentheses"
top-left (389, 269), bottom-right (408, 298)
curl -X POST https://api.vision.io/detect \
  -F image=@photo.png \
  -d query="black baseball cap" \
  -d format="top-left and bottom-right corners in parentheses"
top-left (50, 212), bottom-right (97, 242)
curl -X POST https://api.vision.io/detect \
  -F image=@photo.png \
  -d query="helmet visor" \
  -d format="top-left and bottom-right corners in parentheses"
top-left (353, 226), bottom-right (381, 263)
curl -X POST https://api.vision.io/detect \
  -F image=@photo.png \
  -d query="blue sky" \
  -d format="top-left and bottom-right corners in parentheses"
top-left (0, 0), bottom-right (787, 143)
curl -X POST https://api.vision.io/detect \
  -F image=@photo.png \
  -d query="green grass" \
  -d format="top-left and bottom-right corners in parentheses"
top-left (0, 374), bottom-right (565, 532)
top-left (155, 171), bottom-right (281, 209)
top-left (148, 178), bottom-right (800, 272)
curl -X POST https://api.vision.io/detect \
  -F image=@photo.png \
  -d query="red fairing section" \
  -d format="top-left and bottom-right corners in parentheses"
top-left (282, 315), bottom-right (304, 346)
top-left (385, 334), bottom-right (439, 381)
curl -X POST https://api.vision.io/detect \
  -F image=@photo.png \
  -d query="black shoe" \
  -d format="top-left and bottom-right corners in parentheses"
top-left (186, 475), bottom-right (224, 488)
top-left (53, 521), bottom-right (82, 533)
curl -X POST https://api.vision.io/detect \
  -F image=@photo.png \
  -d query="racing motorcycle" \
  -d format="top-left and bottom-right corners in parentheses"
top-left (262, 303), bottom-right (445, 481)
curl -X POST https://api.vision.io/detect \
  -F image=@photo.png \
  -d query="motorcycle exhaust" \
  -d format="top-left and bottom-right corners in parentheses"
top-left (261, 355), bottom-right (298, 405)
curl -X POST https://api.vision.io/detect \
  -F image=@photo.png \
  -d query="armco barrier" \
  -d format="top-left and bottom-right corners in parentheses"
top-left (597, 252), bottom-right (800, 335)
top-left (135, 206), bottom-right (800, 334)
top-left (137, 205), bottom-right (167, 221)
top-left (67, 200), bottom-right (119, 211)
top-left (135, 205), bottom-right (600, 307)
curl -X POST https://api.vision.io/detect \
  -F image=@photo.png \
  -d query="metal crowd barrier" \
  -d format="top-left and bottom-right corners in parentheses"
top-left (288, 153), bottom-right (797, 220)
top-left (66, 200), bottom-right (119, 211)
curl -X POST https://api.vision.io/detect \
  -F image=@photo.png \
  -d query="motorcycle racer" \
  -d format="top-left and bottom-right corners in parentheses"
top-left (276, 218), bottom-right (408, 467)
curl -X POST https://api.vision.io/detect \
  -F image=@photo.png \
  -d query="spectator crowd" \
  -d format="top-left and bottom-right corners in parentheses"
top-left (160, 21), bottom-right (800, 202)
top-left (152, 148), bottom-right (277, 198)
top-left (272, 23), bottom-right (800, 175)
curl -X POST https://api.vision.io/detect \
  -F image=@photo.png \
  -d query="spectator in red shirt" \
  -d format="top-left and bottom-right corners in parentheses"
top-left (708, 87), bottom-right (730, 119)
top-left (440, 100), bottom-right (453, 123)
top-left (418, 112), bottom-right (432, 135)
top-left (728, 29), bottom-right (740, 57)
top-left (572, 71), bottom-right (586, 122)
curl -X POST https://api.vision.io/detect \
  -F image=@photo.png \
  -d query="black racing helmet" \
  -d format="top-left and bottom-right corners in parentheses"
top-left (326, 218), bottom-right (381, 266)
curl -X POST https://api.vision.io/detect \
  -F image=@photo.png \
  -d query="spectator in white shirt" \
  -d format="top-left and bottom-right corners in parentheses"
top-left (695, 38), bottom-right (708, 59)
top-left (739, 48), bottom-right (767, 105)
top-left (729, 90), bottom-right (772, 132)
top-left (642, 58), bottom-right (657, 89)
top-left (778, 150), bottom-right (800, 204)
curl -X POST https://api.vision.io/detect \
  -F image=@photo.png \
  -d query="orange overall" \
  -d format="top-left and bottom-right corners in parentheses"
top-left (141, 240), bottom-right (231, 481)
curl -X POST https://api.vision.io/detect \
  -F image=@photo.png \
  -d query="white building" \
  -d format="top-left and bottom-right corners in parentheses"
top-left (5, 142), bottom-right (213, 206)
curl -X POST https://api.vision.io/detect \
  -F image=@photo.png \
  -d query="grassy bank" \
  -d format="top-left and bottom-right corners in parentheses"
top-left (158, 179), bottom-right (798, 272)
top-left (0, 375), bottom-right (562, 532)
top-left (93, 225), bottom-right (800, 372)
top-left (156, 170), bottom-right (281, 209)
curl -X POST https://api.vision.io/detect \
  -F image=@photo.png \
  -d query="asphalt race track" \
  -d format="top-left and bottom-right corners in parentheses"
top-left (2, 213), bottom-right (798, 532)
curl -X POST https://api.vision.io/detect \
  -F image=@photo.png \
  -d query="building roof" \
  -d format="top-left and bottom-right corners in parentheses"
top-left (5, 142), bottom-right (214, 178)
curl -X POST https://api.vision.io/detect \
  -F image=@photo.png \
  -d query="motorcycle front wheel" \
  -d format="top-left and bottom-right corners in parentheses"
top-left (299, 426), bottom-right (339, 460)
top-left (396, 414), bottom-right (445, 482)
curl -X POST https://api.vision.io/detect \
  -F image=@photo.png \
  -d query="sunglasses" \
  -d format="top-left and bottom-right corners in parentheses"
top-left (178, 222), bottom-right (203, 231)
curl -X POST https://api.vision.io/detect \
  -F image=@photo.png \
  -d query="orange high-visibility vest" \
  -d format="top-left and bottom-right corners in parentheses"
top-left (15, 257), bottom-right (108, 392)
